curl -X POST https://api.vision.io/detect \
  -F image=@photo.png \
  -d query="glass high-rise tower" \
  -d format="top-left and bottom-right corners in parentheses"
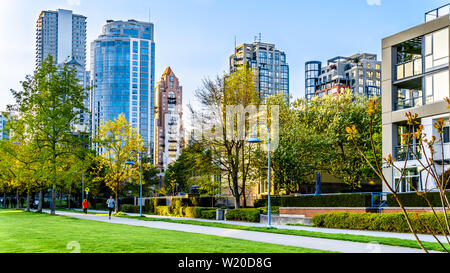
top-left (91, 19), bottom-right (155, 157)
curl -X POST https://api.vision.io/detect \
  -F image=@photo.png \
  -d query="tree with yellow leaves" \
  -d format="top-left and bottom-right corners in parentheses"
top-left (93, 113), bottom-right (144, 212)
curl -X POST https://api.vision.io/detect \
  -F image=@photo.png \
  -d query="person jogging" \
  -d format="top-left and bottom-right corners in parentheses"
top-left (82, 199), bottom-right (89, 215)
top-left (106, 196), bottom-right (115, 219)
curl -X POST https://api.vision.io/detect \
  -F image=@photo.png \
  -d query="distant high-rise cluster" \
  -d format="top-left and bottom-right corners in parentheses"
top-left (230, 41), bottom-right (289, 100)
top-left (305, 53), bottom-right (381, 100)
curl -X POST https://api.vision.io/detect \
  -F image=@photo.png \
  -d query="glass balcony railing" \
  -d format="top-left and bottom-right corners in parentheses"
top-left (425, 4), bottom-right (450, 22)
top-left (396, 57), bottom-right (422, 80)
top-left (394, 97), bottom-right (423, 110)
top-left (395, 145), bottom-right (422, 161)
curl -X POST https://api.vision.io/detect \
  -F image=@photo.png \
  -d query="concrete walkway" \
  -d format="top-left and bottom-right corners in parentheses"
top-left (76, 209), bottom-right (449, 244)
top-left (47, 210), bottom-right (439, 253)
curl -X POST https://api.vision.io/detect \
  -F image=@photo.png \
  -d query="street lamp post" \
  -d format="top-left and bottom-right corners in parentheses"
top-left (126, 150), bottom-right (144, 217)
top-left (247, 122), bottom-right (272, 228)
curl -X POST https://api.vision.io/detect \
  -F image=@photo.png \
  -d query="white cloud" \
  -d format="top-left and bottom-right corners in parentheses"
top-left (366, 0), bottom-right (381, 6)
top-left (67, 0), bottom-right (81, 6)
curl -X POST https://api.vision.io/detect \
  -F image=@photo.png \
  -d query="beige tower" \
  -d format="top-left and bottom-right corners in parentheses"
top-left (154, 67), bottom-right (184, 170)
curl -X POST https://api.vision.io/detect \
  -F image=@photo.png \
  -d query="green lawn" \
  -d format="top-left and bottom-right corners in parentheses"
top-left (0, 209), bottom-right (327, 253)
top-left (116, 214), bottom-right (449, 253)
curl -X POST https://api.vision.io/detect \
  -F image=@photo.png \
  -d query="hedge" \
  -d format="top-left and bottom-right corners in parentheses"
top-left (225, 208), bottom-right (261, 222)
top-left (254, 194), bottom-right (372, 208)
top-left (259, 206), bottom-right (280, 214)
top-left (312, 212), bottom-right (449, 234)
top-left (386, 191), bottom-right (450, 207)
top-left (153, 205), bottom-right (217, 219)
top-left (144, 197), bottom-right (216, 214)
top-left (121, 204), bottom-right (140, 213)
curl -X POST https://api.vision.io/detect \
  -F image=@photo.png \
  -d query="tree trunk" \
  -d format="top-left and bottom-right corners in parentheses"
top-left (16, 190), bottom-right (19, 209)
top-left (37, 190), bottom-right (43, 213)
top-left (3, 193), bottom-right (5, 208)
top-left (26, 191), bottom-right (31, 212)
top-left (115, 192), bottom-right (119, 213)
top-left (51, 150), bottom-right (56, 215)
top-left (68, 191), bottom-right (71, 209)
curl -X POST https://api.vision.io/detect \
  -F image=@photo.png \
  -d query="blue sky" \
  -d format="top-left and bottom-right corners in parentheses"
top-left (0, 0), bottom-right (448, 120)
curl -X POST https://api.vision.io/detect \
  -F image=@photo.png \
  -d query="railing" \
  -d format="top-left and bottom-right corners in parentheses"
top-left (425, 4), bottom-right (450, 22)
top-left (395, 145), bottom-right (422, 161)
top-left (371, 192), bottom-right (388, 208)
top-left (396, 57), bottom-right (422, 80)
top-left (394, 97), bottom-right (422, 110)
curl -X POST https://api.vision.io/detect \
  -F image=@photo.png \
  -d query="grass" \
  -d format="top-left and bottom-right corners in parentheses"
top-left (116, 214), bottom-right (450, 252)
top-left (0, 209), bottom-right (327, 253)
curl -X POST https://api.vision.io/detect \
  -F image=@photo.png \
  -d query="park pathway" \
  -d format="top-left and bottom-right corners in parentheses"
top-left (46, 210), bottom-right (438, 253)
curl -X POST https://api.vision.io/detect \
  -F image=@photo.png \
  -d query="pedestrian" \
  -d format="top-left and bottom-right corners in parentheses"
top-left (106, 196), bottom-right (115, 220)
top-left (82, 199), bottom-right (89, 215)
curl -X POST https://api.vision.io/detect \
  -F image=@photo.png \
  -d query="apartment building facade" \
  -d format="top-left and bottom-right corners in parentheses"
top-left (91, 19), bottom-right (156, 157)
top-left (229, 41), bottom-right (289, 100)
top-left (382, 7), bottom-right (450, 193)
top-left (36, 9), bottom-right (90, 132)
top-left (305, 53), bottom-right (381, 100)
top-left (154, 67), bottom-right (184, 170)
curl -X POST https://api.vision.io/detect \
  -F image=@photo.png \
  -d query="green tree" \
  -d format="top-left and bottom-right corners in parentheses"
top-left (93, 113), bottom-right (144, 212)
top-left (189, 67), bottom-right (261, 208)
top-left (8, 56), bottom-right (88, 214)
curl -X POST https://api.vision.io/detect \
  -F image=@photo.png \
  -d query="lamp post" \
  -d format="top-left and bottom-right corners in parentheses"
top-left (125, 150), bottom-right (144, 217)
top-left (247, 122), bottom-right (271, 228)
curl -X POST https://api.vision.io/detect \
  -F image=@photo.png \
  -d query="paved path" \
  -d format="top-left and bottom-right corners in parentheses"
top-left (47, 210), bottom-right (438, 253)
top-left (77, 209), bottom-right (449, 244)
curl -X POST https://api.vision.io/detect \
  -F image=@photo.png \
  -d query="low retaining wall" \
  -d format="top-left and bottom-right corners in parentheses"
top-left (279, 207), bottom-right (441, 218)
top-left (260, 214), bottom-right (313, 226)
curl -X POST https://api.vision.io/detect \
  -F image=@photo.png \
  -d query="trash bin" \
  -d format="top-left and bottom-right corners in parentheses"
top-left (216, 208), bottom-right (224, 220)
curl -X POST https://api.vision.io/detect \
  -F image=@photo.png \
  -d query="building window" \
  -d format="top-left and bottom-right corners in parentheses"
top-left (425, 70), bottom-right (449, 103)
top-left (425, 27), bottom-right (449, 71)
top-left (444, 126), bottom-right (450, 143)
top-left (394, 168), bottom-right (421, 193)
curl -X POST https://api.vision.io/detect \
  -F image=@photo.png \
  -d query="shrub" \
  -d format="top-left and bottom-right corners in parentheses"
top-left (155, 206), bottom-right (172, 216)
top-left (121, 204), bottom-right (139, 213)
top-left (386, 191), bottom-right (450, 207)
top-left (254, 194), bottom-right (372, 208)
top-left (312, 212), bottom-right (449, 234)
top-left (200, 210), bottom-right (217, 220)
top-left (190, 196), bottom-right (215, 207)
top-left (225, 208), bottom-right (261, 222)
top-left (259, 206), bottom-right (280, 214)
top-left (184, 207), bottom-right (215, 218)
top-left (95, 203), bottom-right (107, 211)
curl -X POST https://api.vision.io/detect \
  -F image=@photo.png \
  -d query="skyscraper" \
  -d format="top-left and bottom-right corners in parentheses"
top-left (229, 41), bottom-right (289, 100)
top-left (0, 114), bottom-right (8, 141)
top-left (91, 19), bottom-right (156, 157)
top-left (305, 53), bottom-right (381, 100)
top-left (154, 67), bottom-right (184, 170)
top-left (36, 9), bottom-right (87, 68)
top-left (36, 9), bottom-right (90, 132)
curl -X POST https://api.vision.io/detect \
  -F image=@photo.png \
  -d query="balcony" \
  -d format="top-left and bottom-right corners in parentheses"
top-left (396, 57), bottom-right (422, 81)
top-left (394, 97), bottom-right (422, 110)
top-left (425, 4), bottom-right (450, 22)
top-left (395, 144), bottom-right (422, 161)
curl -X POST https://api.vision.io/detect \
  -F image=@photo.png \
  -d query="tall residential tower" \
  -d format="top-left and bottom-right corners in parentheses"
top-left (91, 19), bottom-right (156, 157)
top-left (35, 9), bottom-right (90, 132)
top-left (154, 67), bottom-right (184, 171)
top-left (230, 41), bottom-right (289, 100)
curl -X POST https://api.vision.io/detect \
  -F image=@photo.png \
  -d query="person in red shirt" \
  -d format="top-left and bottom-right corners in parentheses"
top-left (82, 199), bottom-right (89, 215)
